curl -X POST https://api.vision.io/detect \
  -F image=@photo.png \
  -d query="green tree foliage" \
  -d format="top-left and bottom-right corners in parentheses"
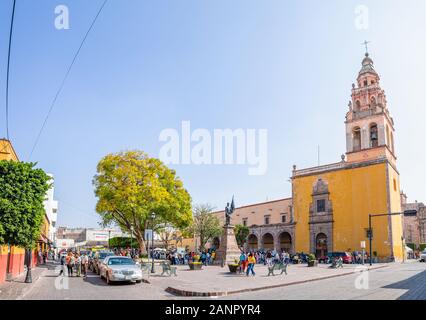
top-left (93, 151), bottom-right (192, 252)
top-left (109, 236), bottom-right (134, 248)
top-left (187, 204), bottom-right (222, 251)
top-left (0, 161), bottom-right (51, 248)
top-left (234, 224), bottom-right (250, 247)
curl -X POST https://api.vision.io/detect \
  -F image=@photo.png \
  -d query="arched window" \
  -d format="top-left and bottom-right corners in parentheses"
top-left (353, 127), bottom-right (361, 151)
top-left (390, 132), bottom-right (395, 154)
top-left (371, 96), bottom-right (376, 106)
top-left (370, 123), bottom-right (378, 147)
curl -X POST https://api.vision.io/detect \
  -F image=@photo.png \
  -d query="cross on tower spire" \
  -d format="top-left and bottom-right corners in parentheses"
top-left (362, 40), bottom-right (370, 56)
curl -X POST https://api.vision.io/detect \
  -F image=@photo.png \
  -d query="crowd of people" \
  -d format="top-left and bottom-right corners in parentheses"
top-left (111, 248), bottom-right (140, 258)
top-left (165, 249), bottom-right (216, 266)
top-left (59, 251), bottom-right (90, 277)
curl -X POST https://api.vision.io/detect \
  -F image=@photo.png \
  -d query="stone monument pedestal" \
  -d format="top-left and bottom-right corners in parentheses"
top-left (215, 225), bottom-right (241, 266)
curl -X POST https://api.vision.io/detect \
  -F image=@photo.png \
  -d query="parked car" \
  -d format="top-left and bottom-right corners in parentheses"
top-left (92, 251), bottom-right (114, 274)
top-left (326, 252), bottom-right (353, 264)
top-left (99, 256), bottom-right (143, 285)
top-left (420, 250), bottom-right (426, 262)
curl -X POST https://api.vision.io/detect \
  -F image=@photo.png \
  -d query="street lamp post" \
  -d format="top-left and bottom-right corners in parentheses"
top-left (24, 248), bottom-right (32, 283)
top-left (130, 226), bottom-right (134, 253)
top-left (108, 230), bottom-right (111, 249)
top-left (150, 212), bottom-right (156, 273)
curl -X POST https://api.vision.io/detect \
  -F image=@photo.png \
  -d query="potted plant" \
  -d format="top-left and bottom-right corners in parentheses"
top-left (228, 259), bottom-right (240, 273)
top-left (307, 253), bottom-right (318, 267)
top-left (189, 261), bottom-right (203, 270)
top-left (189, 255), bottom-right (203, 270)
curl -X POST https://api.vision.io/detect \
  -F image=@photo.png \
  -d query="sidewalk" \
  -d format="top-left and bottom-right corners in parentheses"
top-left (146, 263), bottom-right (389, 297)
top-left (0, 263), bottom-right (52, 300)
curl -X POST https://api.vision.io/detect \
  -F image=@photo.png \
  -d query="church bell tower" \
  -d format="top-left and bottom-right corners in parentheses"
top-left (345, 51), bottom-right (396, 166)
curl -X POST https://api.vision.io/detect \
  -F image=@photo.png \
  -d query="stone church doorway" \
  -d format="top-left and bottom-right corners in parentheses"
top-left (316, 233), bottom-right (328, 258)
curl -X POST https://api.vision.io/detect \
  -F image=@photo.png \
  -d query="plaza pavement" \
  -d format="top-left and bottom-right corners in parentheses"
top-left (145, 262), bottom-right (387, 297)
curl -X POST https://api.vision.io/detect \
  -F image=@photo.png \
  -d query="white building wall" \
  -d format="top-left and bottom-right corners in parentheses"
top-left (44, 174), bottom-right (59, 245)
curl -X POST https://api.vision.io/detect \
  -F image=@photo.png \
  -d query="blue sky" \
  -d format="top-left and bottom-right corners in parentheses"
top-left (1, 0), bottom-right (426, 227)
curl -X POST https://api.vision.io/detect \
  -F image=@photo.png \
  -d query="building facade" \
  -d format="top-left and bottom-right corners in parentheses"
top-left (56, 227), bottom-right (127, 248)
top-left (210, 53), bottom-right (413, 262)
top-left (212, 198), bottom-right (294, 253)
top-left (44, 174), bottom-right (59, 246)
top-left (401, 193), bottom-right (426, 247)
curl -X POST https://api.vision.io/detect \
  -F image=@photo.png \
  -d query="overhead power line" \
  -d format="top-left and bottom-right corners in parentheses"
top-left (5, 0), bottom-right (17, 140)
top-left (28, 0), bottom-right (108, 160)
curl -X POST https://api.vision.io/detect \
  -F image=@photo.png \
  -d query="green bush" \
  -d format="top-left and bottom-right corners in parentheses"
top-left (406, 243), bottom-right (416, 250)
top-left (307, 253), bottom-right (316, 262)
top-left (109, 236), bottom-right (134, 248)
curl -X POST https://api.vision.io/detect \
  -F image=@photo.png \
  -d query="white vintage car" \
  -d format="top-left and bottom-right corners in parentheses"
top-left (420, 250), bottom-right (426, 262)
top-left (99, 256), bottom-right (143, 285)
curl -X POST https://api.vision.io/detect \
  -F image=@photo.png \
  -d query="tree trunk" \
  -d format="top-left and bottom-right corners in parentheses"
top-left (136, 235), bottom-right (147, 255)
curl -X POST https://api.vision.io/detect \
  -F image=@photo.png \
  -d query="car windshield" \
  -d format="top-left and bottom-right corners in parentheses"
top-left (107, 258), bottom-right (135, 266)
top-left (99, 252), bottom-right (113, 259)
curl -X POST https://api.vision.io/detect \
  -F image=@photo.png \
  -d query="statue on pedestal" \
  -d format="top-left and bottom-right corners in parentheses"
top-left (225, 196), bottom-right (235, 226)
top-left (215, 196), bottom-right (241, 266)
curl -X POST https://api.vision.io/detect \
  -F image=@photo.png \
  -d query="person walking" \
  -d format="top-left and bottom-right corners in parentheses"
top-left (239, 252), bottom-right (247, 274)
top-left (246, 253), bottom-right (256, 276)
top-left (59, 254), bottom-right (66, 276)
top-left (266, 251), bottom-right (273, 267)
top-left (75, 253), bottom-right (82, 277)
top-left (81, 253), bottom-right (87, 277)
top-left (66, 252), bottom-right (73, 277)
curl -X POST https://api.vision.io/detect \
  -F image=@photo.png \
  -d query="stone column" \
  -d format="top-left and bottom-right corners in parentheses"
top-left (274, 233), bottom-right (280, 252)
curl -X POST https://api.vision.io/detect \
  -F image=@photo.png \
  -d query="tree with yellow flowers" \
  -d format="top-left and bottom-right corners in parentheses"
top-left (93, 151), bottom-right (192, 253)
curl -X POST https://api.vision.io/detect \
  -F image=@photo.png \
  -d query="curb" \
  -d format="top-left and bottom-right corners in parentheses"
top-left (165, 265), bottom-right (388, 297)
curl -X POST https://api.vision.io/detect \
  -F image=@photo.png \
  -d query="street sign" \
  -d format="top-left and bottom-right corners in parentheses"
top-left (404, 210), bottom-right (417, 216)
top-left (360, 241), bottom-right (366, 249)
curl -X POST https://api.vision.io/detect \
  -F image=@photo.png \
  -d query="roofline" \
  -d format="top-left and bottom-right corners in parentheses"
top-left (0, 138), bottom-right (19, 161)
top-left (211, 197), bottom-right (292, 214)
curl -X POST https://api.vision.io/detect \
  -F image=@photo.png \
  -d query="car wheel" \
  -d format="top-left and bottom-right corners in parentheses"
top-left (136, 280), bottom-right (142, 284)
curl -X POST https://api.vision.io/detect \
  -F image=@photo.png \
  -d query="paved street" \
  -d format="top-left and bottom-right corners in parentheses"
top-left (219, 261), bottom-right (426, 300)
top-left (9, 261), bottom-right (426, 300)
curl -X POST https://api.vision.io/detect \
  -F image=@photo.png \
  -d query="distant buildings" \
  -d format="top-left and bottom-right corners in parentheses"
top-left (56, 227), bottom-right (128, 249)
top-left (401, 193), bottom-right (426, 248)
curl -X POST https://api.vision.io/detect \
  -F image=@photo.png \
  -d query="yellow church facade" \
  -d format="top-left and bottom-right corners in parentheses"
top-left (292, 159), bottom-right (403, 262)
